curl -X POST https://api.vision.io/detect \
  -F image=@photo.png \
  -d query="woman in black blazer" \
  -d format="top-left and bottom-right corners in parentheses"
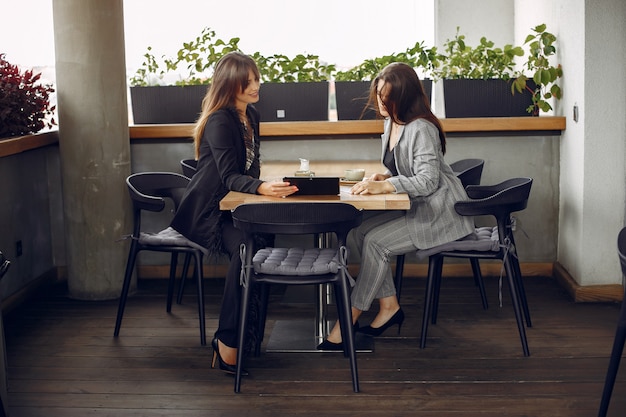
top-left (171, 52), bottom-right (297, 375)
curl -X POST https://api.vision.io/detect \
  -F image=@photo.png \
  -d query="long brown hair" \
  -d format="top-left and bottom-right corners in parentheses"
top-left (192, 52), bottom-right (260, 158)
top-left (368, 62), bottom-right (447, 154)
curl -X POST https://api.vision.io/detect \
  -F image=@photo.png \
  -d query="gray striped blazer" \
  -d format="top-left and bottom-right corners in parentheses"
top-left (383, 118), bottom-right (475, 250)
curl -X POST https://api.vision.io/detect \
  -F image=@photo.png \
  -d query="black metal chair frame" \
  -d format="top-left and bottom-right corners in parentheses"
top-left (114, 172), bottom-right (207, 345)
top-left (176, 158), bottom-right (199, 304)
top-left (394, 158), bottom-right (486, 303)
top-left (420, 177), bottom-right (533, 357)
top-left (180, 158), bottom-right (198, 179)
top-left (597, 226), bottom-right (626, 416)
top-left (231, 202), bottom-right (363, 393)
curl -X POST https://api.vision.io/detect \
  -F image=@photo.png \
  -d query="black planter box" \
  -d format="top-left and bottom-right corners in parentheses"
top-left (130, 85), bottom-right (208, 124)
top-left (254, 82), bottom-right (329, 122)
top-left (334, 81), bottom-right (376, 120)
top-left (442, 79), bottom-right (535, 118)
top-left (335, 79), bottom-right (433, 120)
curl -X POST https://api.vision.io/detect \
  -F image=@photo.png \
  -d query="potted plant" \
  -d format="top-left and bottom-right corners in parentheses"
top-left (129, 27), bottom-right (241, 124)
top-left (433, 28), bottom-right (531, 118)
top-left (251, 52), bottom-right (335, 122)
top-left (0, 53), bottom-right (56, 138)
top-left (512, 24), bottom-right (563, 115)
top-left (334, 41), bottom-right (439, 120)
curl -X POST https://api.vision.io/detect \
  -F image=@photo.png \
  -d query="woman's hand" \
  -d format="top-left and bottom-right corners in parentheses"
top-left (257, 180), bottom-right (299, 197)
top-left (350, 177), bottom-right (395, 195)
top-left (368, 173), bottom-right (390, 181)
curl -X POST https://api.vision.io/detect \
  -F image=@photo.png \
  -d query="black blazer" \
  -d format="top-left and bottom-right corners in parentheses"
top-left (171, 106), bottom-right (262, 254)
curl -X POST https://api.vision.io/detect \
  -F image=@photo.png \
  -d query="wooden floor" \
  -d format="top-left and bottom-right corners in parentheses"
top-left (3, 274), bottom-right (626, 417)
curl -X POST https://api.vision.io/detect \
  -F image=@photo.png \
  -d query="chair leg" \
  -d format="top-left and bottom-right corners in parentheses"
top-left (503, 255), bottom-right (530, 356)
top-left (509, 251), bottom-right (532, 327)
top-left (421, 256), bottom-right (443, 349)
top-left (335, 278), bottom-right (359, 393)
top-left (255, 283), bottom-right (270, 357)
top-left (431, 262), bottom-right (443, 325)
top-left (166, 253), bottom-right (179, 313)
top-left (470, 258), bottom-right (489, 310)
top-left (394, 254), bottom-right (406, 302)
top-left (432, 259), bottom-right (487, 323)
top-left (235, 280), bottom-right (253, 393)
top-left (598, 303), bottom-right (626, 417)
top-left (193, 253), bottom-right (206, 346)
top-left (177, 253), bottom-right (192, 304)
top-left (114, 243), bottom-right (139, 337)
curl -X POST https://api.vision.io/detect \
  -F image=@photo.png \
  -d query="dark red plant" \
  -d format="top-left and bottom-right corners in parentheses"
top-left (0, 53), bottom-right (56, 137)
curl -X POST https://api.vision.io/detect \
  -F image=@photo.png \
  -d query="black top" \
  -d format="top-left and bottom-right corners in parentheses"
top-left (383, 147), bottom-right (398, 176)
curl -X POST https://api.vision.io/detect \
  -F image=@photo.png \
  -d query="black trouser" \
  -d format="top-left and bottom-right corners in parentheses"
top-left (214, 221), bottom-right (272, 350)
top-left (214, 220), bottom-right (245, 348)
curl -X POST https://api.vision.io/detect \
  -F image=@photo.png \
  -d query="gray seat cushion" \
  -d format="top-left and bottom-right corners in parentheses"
top-left (415, 226), bottom-right (500, 260)
top-left (253, 247), bottom-right (340, 275)
top-left (139, 226), bottom-right (208, 256)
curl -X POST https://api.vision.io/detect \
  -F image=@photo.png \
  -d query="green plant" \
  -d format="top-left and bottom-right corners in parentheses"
top-left (252, 52), bottom-right (335, 83)
top-left (130, 28), bottom-right (335, 86)
top-left (432, 28), bottom-right (524, 80)
top-left (129, 27), bottom-right (242, 86)
top-left (0, 53), bottom-right (56, 137)
top-left (334, 41), bottom-right (441, 81)
top-left (512, 24), bottom-right (563, 114)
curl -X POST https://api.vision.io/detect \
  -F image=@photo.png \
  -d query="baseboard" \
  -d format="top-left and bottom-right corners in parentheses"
top-left (1, 268), bottom-right (60, 314)
top-left (553, 262), bottom-right (623, 303)
top-left (138, 261), bottom-right (554, 279)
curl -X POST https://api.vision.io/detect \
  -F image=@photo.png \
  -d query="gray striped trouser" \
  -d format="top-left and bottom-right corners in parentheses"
top-left (350, 210), bottom-right (418, 311)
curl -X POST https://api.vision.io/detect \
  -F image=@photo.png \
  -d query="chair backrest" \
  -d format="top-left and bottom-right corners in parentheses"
top-left (617, 227), bottom-right (626, 279)
top-left (180, 159), bottom-right (198, 178)
top-left (126, 172), bottom-right (190, 236)
top-left (450, 158), bottom-right (485, 188)
top-left (455, 177), bottom-right (533, 219)
top-left (232, 202), bottom-right (363, 247)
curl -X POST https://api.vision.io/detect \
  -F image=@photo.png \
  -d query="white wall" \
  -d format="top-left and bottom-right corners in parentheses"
top-left (436, 0), bottom-right (626, 287)
top-left (577, 0), bottom-right (626, 285)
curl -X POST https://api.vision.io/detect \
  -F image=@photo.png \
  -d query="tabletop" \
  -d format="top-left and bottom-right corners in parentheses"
top-left (219, 185), bottom-right (410, 211)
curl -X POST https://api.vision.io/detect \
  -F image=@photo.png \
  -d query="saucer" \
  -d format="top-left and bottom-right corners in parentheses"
top-left (340, 178), bottom-right (360, 185)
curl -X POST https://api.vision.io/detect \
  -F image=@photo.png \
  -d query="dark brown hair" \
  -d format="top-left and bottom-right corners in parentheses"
top-left (368, 62), bottom-right (447, 153)
top-left (193, 52), bottom-right (260, 158)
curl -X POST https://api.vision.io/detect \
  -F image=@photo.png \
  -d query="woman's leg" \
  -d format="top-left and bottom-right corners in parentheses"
top-left (350, 212), bottom-right (416, 311)
top-left (214, 220), bottom-right (244, 364)
top-left (326, 212), bottom-right (416, 343)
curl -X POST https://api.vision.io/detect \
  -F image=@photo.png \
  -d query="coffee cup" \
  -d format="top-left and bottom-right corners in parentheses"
top-left (344, 169), bottom-right (365, 181)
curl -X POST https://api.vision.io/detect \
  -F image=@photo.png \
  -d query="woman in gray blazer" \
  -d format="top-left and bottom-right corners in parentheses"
top-left (318, 62), bottom-right (474, 350)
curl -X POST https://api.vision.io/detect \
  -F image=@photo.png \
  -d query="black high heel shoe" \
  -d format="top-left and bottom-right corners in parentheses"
top-left (357, 308), bottom-right (405, 337)
top-left (316, 321), bottom-right (360, 351)
top-left (211, 338), bottom-right (249, 376)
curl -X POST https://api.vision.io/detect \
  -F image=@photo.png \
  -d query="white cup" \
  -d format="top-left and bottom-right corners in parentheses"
top-left (344, 169), bottom-right (365, 181)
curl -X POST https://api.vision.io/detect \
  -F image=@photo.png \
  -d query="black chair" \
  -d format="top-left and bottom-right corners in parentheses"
top-left (180, 158), bottom-right (198, 178)
top-left (394, 158), bottom-right (486, 303)
top-left (416, 177), bottom-right (533, 356)
top-left (231, 202), bottom-right (363, 393)
top-left (177, 158), bottom-right (199, 304)
top-left (598, 227), bottom-right (626, 417)
top-left (114, 172), bottom-right (208, 345)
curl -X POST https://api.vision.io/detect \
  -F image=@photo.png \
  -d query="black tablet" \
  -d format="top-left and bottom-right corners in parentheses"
top-left (283, 177), bottom-right (340, 196)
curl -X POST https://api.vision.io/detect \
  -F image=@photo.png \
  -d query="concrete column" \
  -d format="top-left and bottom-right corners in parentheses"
top-left (52, 0), bottom-right (132, 299)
